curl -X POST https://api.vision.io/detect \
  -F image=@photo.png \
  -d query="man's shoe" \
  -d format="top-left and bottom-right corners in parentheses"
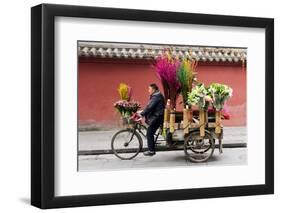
top-left (143, 150), bottom-right (156, 156)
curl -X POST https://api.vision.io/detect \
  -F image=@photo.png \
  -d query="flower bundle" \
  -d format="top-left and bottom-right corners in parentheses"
top-left (113, 100), bottom-right (141, 118)
top-left (117, 82), bottom-right (132, 101)
top-left (154, 51), bottom-right (181, 109)
top-left (177, 59), bottom-right (197, 106)
top-left (208, 83), bottom-right (233, 111)
top-left (187, 83), bottom-right (209, 110)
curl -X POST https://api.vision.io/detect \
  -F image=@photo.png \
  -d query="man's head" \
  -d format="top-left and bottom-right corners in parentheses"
top-left (148, 83), bottom-right (159, 95)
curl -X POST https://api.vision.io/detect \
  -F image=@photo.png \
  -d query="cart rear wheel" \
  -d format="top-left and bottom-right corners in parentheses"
top-left (184, 130), bottom-right (215, 163)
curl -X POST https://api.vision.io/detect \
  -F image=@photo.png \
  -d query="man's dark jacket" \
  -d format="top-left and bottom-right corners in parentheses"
top-left (140, 91), bottom-right (165, 125)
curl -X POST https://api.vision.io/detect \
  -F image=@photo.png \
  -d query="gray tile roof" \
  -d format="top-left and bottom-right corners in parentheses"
top-left (78, 41), bottom-right (247, 62)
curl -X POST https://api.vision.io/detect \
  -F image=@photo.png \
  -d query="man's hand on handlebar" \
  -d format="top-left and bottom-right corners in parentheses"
top-left (136, 110), bottom-right (143, 116)
top-left (130, 111), bottom-right (143, 122)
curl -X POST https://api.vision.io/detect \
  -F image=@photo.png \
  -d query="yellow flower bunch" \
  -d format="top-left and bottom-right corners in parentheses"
top-left (117, 83), bottom-right (131, 101)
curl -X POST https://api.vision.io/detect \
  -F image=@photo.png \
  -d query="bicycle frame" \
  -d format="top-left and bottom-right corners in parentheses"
top-left (127, 122), bottom-right (162, 145)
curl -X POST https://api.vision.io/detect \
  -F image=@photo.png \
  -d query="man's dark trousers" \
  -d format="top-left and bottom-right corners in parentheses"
top-left (146, 117), bottom-right (162, 152)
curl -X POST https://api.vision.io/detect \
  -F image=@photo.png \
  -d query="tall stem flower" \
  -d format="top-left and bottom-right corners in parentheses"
top-left (154, 50), bottom-right (181, 109)
top-left (177, 59), bottom-right (197, 106)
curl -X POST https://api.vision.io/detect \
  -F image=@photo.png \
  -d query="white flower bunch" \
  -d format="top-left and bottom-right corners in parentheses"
top-left (187, 84), bottom-right (209, 110)
top-left (208, 83), bottom-right (233, 111)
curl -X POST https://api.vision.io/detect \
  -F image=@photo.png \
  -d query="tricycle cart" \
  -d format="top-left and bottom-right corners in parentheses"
top-left (111, 108), bottom-right (225, 163)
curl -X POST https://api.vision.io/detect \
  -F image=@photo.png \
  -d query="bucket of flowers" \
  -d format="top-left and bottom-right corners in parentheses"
top-left (207, 83), bottom-right (233, 134)
top-left (113, 83), bottom-right (141, 125)
top-left (187, 83), bottom-right (211, 136)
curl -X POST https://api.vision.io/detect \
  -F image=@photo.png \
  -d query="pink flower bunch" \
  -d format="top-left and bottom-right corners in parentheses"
top-left (154, 51), bottom-right (181, 108)
top-left (114, 100), bottom-right (141, 117)
top-left (155, 54), bottom-right (181, 91)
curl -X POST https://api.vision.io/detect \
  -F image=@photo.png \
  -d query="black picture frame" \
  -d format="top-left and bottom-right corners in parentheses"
top-left (31, 3), bottom-right (274, 209)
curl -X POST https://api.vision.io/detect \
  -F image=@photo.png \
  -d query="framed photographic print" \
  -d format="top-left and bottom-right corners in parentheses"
top-left (31, 3), bottom-right (274, 209)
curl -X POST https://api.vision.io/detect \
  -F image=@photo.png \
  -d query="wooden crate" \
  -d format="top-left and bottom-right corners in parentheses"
top-left (163, 109), bottom-right (223, 137)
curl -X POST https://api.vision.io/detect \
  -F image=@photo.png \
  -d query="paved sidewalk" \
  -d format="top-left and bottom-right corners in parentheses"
top-left (78, 126), bottom-right (247, 152)
top-left (78, 148), bottom-right (247, 171)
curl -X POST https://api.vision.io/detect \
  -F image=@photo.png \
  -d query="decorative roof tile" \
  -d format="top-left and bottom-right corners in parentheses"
top-left (78, 42), bottom-right (247, 62)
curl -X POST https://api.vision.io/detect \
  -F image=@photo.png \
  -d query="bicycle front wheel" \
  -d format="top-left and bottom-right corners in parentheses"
top-left (111, 128), bottom-right (143, 160)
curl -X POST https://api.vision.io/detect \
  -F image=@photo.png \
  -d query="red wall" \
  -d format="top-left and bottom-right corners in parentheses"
top-left (78, 58), bottom-right (246, 128)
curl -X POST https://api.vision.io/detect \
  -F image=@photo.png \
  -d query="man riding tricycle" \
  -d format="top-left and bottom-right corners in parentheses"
top-left (111, 82), bottom-right (231, 163)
